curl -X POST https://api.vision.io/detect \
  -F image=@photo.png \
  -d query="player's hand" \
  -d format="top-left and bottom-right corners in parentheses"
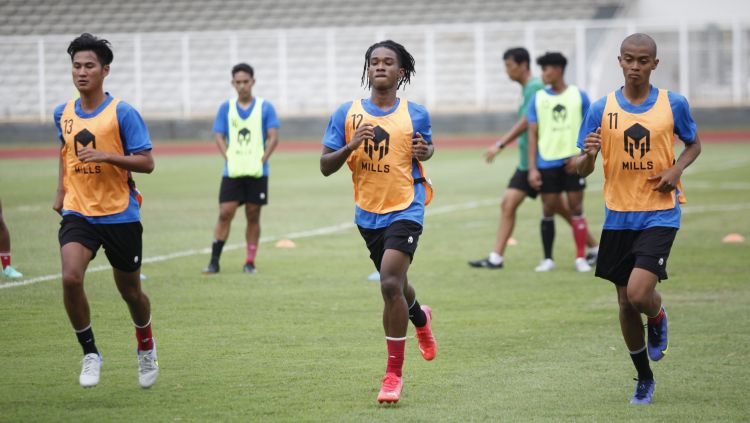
top-left (52, 191), bottom-right (64, 215)
top-left (528, 168), bottom-right (542, 190)
top-left (648, 166), bottom-right (682, 193)
top-left (347, 123), bottom-right (374, 152)
top-left (77, 147), bottom-right (110, 163)
top-left (583, 127), bottom-right (602, 158)
top-left (484, 142), bottom-right (501, 163)
top-left (412, 132), bottom-right (430, 161)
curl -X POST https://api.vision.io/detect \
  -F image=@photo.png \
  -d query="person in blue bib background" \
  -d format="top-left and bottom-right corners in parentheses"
top-left (203, 63), bottom-right (280, 275)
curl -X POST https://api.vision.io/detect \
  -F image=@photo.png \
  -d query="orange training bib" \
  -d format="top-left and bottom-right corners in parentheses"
top-left (61, 98), bottom-right (131, 216)
top-left (600, 89), bottom-right (685, 212)
top-left (345, 99), bottom-right (431, 213)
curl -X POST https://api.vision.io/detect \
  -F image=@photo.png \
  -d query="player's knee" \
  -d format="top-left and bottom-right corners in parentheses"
top-left (218, 209), bottom-right (234, 223)
top-left (380, 274), bottom-right (404, 301)
top-left (616, 287), bottom-right (633, 309)
top-left (61, 270), bottom-right (84, 288)
top-left (246, 209), bottom-right (261, 224)
top-left (626, 289), bottom-right (649, 311)
top-left (119, 286), bottom-right (143, 304)
top-left (500, 198), bottom-right (516, 217)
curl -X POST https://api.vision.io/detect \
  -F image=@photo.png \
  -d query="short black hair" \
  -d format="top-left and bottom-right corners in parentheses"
top-left (361, 40), bottom-right (416, 89)
top-left (502, 47), bottom-right (530, 67)
top-left (67, 33), bottom-right (113, 66)
top-left (536, 52), bottom-right (567, 70)
top-left (232, 63), bottom-right (254, 78)
top-left (621, 33), bottom-right (657, 57)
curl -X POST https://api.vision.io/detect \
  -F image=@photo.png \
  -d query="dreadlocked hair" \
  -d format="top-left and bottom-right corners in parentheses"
top-left (361, 40), bottom-right (416, 90)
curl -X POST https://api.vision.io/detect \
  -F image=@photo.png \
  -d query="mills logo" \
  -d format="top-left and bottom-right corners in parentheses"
top-left (74, 128), bottom-right (96, 157)
top-left (624, 123), bottom-right (650, 159)
top-left (364, 125), bottom-right (390, 161)
top-left (72, 128), bottom-right (101, 174)
top-left (552, 104), bottom-right (567, 122)
top-left (237, 128), bottom-right (251, 145)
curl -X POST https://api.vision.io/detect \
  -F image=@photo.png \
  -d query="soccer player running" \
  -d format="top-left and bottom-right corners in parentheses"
top-left (577, 34), bottom-right (701, 404)
top-left (468, 47), bottom-right (545, 269)
top-left (203, 63), bottom-right (280, 274)
top-left (52, 33), bottom-right (158, 388)
top-left (0, 199), bottom-right (23, 279)
top-left (320, 40), bottom-right (437, 404)
top-left (527, 52), bottom-right (599, 272)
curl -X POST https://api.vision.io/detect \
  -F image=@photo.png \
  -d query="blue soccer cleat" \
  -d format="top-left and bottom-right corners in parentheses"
top-left (647, 307), bottom-right (669, 361)
top-left (630, 378), bottom-right (656, 405)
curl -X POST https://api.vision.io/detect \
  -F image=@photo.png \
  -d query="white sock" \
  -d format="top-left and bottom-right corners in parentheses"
top-left (588, 246), bottom-right (599, 254)
top-left (488, 252), bottom-right (503, 265)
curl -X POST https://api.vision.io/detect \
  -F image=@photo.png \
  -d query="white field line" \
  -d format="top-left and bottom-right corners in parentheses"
top-left (0, 198), bottom-right (498, 290)
top-left (2, 198), bottom-right (746, 290)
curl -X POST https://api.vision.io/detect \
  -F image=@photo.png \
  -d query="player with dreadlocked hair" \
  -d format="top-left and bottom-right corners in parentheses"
top-left (321, 40), bottom-right (437, 404)
top-left (360, 40), bottom-right (416, 89)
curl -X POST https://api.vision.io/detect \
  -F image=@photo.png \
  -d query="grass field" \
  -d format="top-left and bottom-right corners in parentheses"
top-left (1, 142), bottom-right (749, 422)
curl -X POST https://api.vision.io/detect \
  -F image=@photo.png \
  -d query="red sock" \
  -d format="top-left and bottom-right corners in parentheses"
top-left (385, 337), bottom-right (406, 377)
top-left (246, 244), bottom-right (257, 264)
top-left (572, 216), bottom-right (588, 258)
top-left (135, 320), bottom-right (154, 351)
top-left (647, 308), bottom-right (665, 325)
top-left (0, 252), bottom-right (10, 269)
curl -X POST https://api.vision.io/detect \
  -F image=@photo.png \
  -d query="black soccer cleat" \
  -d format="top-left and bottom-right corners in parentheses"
top-left (468, 257), bottom-right (503, 269)
top-left (586, 250), bottom-right (598, 266)
top-left (202, 262), bottom-right (220, 275)
top-left (243, 263), bottom-right (257, 274)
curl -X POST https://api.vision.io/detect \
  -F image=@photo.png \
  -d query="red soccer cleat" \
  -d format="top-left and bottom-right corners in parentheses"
top-left (377, 372), bottom-right (403, 404)
top-left (415, 305), bottom-right (437, 361)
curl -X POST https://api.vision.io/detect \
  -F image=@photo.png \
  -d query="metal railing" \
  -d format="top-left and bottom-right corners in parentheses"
top-left (0, 18), bottom-right (748, 122)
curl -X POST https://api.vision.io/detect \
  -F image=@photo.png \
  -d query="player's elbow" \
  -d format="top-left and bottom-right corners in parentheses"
top-left (320, 161), bottom-right (332, 177)
top-left (142, 158), bottom-right (155, 174)
top-left (691, 138), bottom-right (702, 156)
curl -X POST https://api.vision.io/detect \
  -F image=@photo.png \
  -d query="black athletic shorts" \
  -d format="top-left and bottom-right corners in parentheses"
top-left (357, 220), bottom-right (423, 271)
top-left (507, 169), bottom-right (538, 199)
top-left (595, 227), bottom-right (678, 286)
top-left (539, 165), bottom-right (587, 194)
top-left (219, 176), bottom-right (268, 205)
top-left (58, 214), bottom-right (143, 272)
